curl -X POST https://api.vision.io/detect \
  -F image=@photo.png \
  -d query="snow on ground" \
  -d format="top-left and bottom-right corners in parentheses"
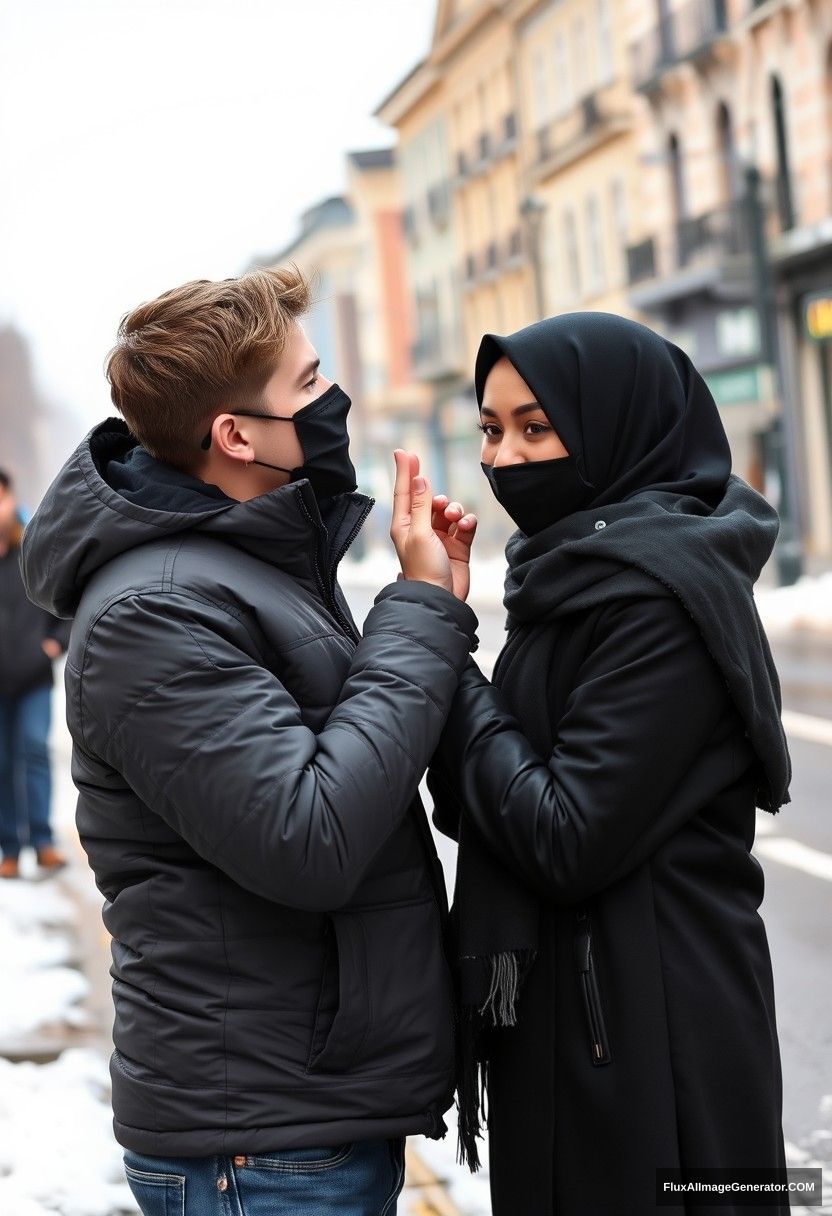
top-left (0, 868), bottom-right (89, 1042)
top-left (0, 1050), bottom-right (134, 1216)
top-left (756, 571), bottom-right (832, 636)
top-left (342, 547), bottom-right (832, 636)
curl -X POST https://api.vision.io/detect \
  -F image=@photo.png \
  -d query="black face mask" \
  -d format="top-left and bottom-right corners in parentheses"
top-left (481, 454), bottom-right (596, 535)
top-left (201, 383), bottom-right (357, 501)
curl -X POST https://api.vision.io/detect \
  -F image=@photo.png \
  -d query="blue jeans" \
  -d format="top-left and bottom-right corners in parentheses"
top-left (123, 1137), bottom-right (406, 1216)
top-left (0, 684), bottom-right (54, 859)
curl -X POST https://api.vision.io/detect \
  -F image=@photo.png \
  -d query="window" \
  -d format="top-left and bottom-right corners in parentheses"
top-left (610, 177), bottom-right (628, 282)
top-left (554, 30), bottom-right (571, 115)
top-left (533, 49), bottom-right (550, 127)
top-left (573, 18), bottom-right (589, 97)
top-left (586, 194), bottom-right (606, 293)
top-left (597, 0), bottom-right (614, 83)
top-left (563, 207), bottom-right (582, 300)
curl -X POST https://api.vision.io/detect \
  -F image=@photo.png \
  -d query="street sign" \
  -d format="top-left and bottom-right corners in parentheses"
top-left (803, 292), bottom-right (832, 342)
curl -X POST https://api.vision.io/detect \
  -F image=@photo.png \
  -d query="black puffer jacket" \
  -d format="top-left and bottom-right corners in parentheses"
top-left (20, 417), bottom-right (479, 1156)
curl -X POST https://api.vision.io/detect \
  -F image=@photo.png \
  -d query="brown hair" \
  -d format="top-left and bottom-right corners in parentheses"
top-left (105, 265), bottom-right (311, 469)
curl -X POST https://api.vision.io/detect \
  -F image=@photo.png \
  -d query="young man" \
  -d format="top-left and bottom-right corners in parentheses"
top-left (20, 267), bottom-right (479, 1215)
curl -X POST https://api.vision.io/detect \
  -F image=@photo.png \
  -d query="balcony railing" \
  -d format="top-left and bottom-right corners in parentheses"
top-left (631, 0), bottom-right (729, 92)
top-left (676, 201), bottom-right (750, 266)
top-left (627, 237), bottom-right (656, 284)
top-left (626, 199), bottom-right (758, 287)
top-left (533, 83), bottom-right (632, 174)
top-left (427, 182), bottom-right (451, 229)
top-left (411, 329), bottom-right (463, 381)
top-left (506, 226), bottom-right (524, 264)
top-left (402, 206), bottom-right (418, 245)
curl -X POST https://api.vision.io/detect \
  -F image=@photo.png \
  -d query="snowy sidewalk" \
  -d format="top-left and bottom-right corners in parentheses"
top-left (0, 747), bottom-right (137, 1214)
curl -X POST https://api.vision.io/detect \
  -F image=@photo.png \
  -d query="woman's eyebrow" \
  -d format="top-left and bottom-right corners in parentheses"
top-left (480, 402), bottom-right (544, 418)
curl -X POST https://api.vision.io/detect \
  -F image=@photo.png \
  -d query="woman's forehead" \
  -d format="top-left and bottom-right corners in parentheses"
top-left (482, 355), bottom-right (535, 401)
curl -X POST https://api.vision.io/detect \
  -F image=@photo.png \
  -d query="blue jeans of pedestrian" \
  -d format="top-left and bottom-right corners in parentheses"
top-left (123, 1137), bottom-right (406, 1216)
top-left (0, 684), bottom-right (54, 859)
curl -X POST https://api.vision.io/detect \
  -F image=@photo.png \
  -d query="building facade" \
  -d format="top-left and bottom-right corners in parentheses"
top-left (251, 149), bottom-right (427, 548)
top-left (625, 0), bottom-right (832, 567)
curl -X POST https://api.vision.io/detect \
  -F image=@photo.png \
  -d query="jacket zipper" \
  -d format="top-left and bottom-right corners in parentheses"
top-left (574, 906), bottom-right (612, 1066)
top-left (325, 497), bottom-right (375, 641)
top-left (296, 489), bottom-right (374, 644)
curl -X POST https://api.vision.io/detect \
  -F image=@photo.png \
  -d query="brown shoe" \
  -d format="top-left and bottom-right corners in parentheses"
top-left (36, 846), bottom-right (67, 873)
top-left (0, 857), bottom-right (20, 879)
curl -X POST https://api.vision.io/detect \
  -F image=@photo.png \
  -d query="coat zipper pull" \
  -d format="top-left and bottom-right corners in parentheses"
top-left (574, 906), bottom-right (612, 1066)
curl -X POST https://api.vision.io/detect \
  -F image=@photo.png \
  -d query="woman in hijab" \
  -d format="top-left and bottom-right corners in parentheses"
top-left (427, 312), bottom-right (791, 1216)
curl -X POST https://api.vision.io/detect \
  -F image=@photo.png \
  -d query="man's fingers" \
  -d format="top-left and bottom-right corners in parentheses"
top-left (391, 449), bottom-right (413, 534)
top-left (409, 471), bottom-right (434, 537)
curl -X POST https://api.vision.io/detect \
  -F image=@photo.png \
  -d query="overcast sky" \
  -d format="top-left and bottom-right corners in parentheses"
top-left (0, 0), bottom-right (435, 434)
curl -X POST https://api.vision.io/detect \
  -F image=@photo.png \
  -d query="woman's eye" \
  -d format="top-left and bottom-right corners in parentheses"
top-left (476, 422), bottom-right (500, 438)
top-left (305, 376), bottom-right (319, 391)
top-left (526, 422), bottom-right (551, 435)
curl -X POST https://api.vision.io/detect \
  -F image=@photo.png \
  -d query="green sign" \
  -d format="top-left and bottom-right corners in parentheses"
top-left (705, 365), bottom-right (764, 406)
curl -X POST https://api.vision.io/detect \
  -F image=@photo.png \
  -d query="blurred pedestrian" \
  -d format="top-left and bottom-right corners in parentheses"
top-left (0, 468), bottom-right (69, 879)
top-left (428, 313), bottom-right (791, 1215)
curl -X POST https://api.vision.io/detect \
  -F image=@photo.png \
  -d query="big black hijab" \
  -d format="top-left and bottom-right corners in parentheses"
top-left (449, 311), bottom-right (792, 1169)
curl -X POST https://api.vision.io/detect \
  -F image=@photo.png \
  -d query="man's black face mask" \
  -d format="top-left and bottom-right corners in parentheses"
top-left (201, 382), bottom-right (357, 501)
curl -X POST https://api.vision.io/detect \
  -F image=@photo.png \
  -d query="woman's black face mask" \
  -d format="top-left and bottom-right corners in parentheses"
top-left (200, 382), bottom-right (357, 501)
top-left (480, 454), bottom-right (596, 535)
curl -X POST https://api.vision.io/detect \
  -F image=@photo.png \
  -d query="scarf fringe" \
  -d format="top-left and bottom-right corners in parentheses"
top-left (456, 948), bottom-right (535, 1172)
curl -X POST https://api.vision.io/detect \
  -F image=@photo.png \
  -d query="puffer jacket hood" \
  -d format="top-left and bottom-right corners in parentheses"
top-left (21, 416), bottom-right (363, 619)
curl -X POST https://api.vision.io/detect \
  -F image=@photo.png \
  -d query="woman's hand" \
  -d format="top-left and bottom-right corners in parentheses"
top-left (429, 492), bottom-right (477, 604)
top-left (390, 450), bottom-right (477, 601)
top-left (41, 638), bottom-right (62, 660)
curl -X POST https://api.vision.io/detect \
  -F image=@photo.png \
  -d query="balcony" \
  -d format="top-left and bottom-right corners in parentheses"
top-left (631, 0), bottom-right (729, 94)
top-left (476, 131), bottom-right (493, 166)
top-left (532, 80), bottom-right (633, 180)
top-left (427, 182), bottom-right (451, 229)
top-left (676, 203), bottom-right (749, 266)
top-left (411, 330), bottom-right (463, 382)
top-left (402, 205), bottom-right (418, 246)
top-left (505, 226), bottom-right (525, 267)
top-left (625, 199), bottom-right (759, 308)
top-left (482, 240), bottom-right (500, 280)
top-left (627, 237), bottom-right (656, 285)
